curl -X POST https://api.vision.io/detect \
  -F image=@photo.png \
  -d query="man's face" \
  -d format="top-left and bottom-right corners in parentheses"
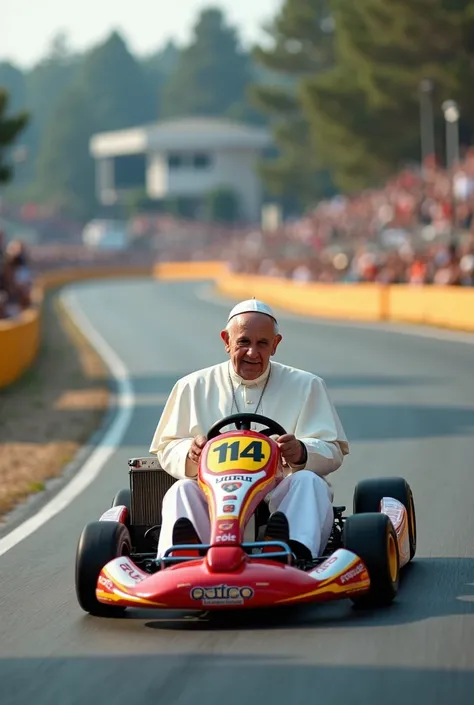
top-left (221, 313), bottom-right (282, 380)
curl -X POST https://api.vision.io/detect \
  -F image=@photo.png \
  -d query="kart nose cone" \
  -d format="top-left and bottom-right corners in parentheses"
top-left (206, 547), bottom-right (247, 573)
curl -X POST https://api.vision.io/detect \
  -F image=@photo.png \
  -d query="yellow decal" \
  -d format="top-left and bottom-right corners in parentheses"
top-left (207, 436), bottom-right (271, 472)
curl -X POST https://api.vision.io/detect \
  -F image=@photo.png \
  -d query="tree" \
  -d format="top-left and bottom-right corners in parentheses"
top-left (142, 40), bottom-right (180, 119)
top-left (0, 63), bottom-right (27, 114)
top-left (162, 7), bottom-right (253, 119)
top-left (249, 0), bottom-right (336, 210)
top-left (19, 33), bottom-right (81, 185)
top-left (0, 89), bottom-right (29, 184)
top-left (35, 31), bottom-right (157, 219)
top-left (301, 0), bottom-right (474, 190)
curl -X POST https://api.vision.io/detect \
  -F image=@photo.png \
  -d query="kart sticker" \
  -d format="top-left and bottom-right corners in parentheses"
top-left (190, 584), bottom-right (254, 605)
top-left (206, 436), bottom-right (271, 473)
top-left (223, 495), bottom-right (237, 501)
top-left (221, 482), bottom-right (242, 493)
top-left (98, 575), bottom-right (114, 591)
top-left (218, 522), bottom-right (234, 531)
top-left (223, 504), bottom-right (235, 513)
top-left (217, 476), bottom-right (252, 484)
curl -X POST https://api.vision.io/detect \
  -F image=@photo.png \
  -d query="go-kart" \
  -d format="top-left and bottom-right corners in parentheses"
top-left (75, 413), bottom-right (417, 616)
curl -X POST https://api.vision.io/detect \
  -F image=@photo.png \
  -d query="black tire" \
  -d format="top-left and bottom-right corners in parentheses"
top-left (112, 488), bottom-right (131, 526)
top-left (353, 476), bottom-right (416, 560)
top-left (343, 512), bottom-right (399, 607)
top-left (75, 520), bottom-right (131, 616)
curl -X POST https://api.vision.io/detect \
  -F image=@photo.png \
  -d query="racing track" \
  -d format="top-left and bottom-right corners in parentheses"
top-left (1, 278), bottom-right (474, 705)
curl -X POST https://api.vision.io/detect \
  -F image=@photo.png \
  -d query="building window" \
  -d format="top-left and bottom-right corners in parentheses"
top-left (168, 154), bottom-right (183, 169)
top-left (167, 152), bottom-right (212, 169)
top-left (194, 153), bottom-right (211, 169)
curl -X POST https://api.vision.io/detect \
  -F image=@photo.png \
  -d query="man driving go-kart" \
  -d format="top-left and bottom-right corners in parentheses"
top-left (149, 298), bottom-right (350, 564)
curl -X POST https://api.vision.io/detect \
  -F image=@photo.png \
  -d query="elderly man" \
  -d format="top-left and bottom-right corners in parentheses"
top-left (150, 299), bottom-right (349, 562)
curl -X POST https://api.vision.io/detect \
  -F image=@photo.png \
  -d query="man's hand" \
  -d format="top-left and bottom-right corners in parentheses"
top-left (276, 434), bottom-right (307, 467)
top-left (188, 435), bottom-right (207, 465)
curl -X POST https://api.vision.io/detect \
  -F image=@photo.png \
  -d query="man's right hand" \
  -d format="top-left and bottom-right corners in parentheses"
top-left (188, 435), bottom-right (207, 465)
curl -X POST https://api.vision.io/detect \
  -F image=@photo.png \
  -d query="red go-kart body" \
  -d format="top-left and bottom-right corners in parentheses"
top-left (93, 429), bottom-right (375, 611)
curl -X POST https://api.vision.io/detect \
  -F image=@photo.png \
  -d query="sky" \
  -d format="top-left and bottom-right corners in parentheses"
top-left (1, 0), bottom-right (284, 69)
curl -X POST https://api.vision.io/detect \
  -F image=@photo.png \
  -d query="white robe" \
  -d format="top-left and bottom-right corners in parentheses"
top-left (149, 360), bottom-right (349, 485)
top-left (149, 360), bottom-right (350, 558)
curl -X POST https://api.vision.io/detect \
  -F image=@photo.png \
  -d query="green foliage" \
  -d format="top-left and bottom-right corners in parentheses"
top-left (0, 63), bottom-right (27, 113)
top-left (5, 0), bottom-right (473, 217)
top-left (1, 12), bottom-right (272, 217)
top-left (301, 0), bottom-right (474, 190)
top-left (0, 89), bottom-right (29, 184)
top-left (162, 8), bottom-right (253, 120)
top-left (250, 0), bottom-right (336, 210)
top-left (34, 31), bottom-right (157, 219)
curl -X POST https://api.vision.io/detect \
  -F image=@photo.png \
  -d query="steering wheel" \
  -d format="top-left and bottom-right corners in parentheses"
top-left (206, 413), bottom-right (287, 441)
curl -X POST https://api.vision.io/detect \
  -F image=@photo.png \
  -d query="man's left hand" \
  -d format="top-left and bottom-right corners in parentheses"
top-left (276, 434), bottom-right (306, 466)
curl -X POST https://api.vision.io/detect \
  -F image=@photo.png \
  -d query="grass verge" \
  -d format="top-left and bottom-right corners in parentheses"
top-left (0, 288), bottom-right (110, 522)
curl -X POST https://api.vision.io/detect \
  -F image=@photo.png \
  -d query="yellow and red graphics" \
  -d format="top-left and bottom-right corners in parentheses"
top-left (94, 547), bottom-right (372, 611)
top-left (205, 434), bottom-right (272, 473)
top-left (275, 549), bottom-right (370, 605)
top-left (199, 431), bottom-right (279, 543)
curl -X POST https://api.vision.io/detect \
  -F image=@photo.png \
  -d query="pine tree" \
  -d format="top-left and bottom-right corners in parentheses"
top-left (250, 0), bottom-right (336, 209)
top-left (35, 31), bottom-right (157, 218)
top-left (162, 8), bottom-right (252, 119)
top-left (0, 89), bottom-right (29, 184)
top-left (301, 0), bottom-right (474, 190)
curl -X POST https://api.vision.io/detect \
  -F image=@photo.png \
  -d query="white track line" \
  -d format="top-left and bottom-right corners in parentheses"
top-left (196, 283), bottom-right (474, 346)
top-left (0, 288), bottom-right (134, 558)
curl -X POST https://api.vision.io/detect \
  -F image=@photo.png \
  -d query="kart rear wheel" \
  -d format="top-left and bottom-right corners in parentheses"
top-left (75, 520), bottom-right (131, 616)
top-left (343, 512), bottom-right (399, 608)
top-left (112, 488), bottom-right (131, 526)
top-left (353, 476), bottom-right (416, 560)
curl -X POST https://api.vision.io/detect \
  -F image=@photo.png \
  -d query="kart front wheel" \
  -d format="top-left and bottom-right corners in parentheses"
top-left (75, 520), bottom-right (131, 616)
top-left (343, 512), bottom-right (399, 608)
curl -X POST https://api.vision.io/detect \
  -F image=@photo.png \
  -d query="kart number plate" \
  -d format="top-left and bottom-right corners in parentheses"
top-left (207, 436), bottom-right (271, 472)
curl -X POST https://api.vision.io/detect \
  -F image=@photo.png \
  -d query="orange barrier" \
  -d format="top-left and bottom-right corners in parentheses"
top-left (216, 275), bottom-right (385, 322)
top-left (38, 265), bottom-right (153, 289)
top-left (3, 263), bottom-right (472, 391)
top-left (388, 285), bottom-right (474, 332)
top-left (0, 261), bottom-right (224, 390)
top-left (0, 308), bottom-right (41, 388)
top-left (154, 261), bottom-right (226, 280)
top-left (215, 273), bottom-right (474, 332)
top-left (0, 265), bottom-right (154, 390)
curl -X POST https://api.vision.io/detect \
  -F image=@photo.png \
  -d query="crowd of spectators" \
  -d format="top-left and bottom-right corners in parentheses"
top-left (225, 151), bottom-right (474, 287)
top-left (2, 148), bottom-right (474, 321)
top-left (0, 230), bottom-right (33, 320)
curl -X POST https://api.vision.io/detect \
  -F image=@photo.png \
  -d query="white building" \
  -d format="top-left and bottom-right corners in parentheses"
top-left (89, 117), bottom-right (273, 222)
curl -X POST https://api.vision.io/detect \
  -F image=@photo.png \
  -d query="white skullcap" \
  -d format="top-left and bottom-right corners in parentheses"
top-left (227, 298), bottom-right (277, 323)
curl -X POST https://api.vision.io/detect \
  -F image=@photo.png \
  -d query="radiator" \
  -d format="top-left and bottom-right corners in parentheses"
top-left (129, 459), bottom-right (176, 526)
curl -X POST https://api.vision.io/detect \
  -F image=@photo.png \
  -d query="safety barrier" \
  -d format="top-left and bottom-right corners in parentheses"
top-left (216, 275), bottom-right (385, 322)
top-left (387, 285), bottom-right (474, 331)
top-left (215, 273), bottom-right (474, 332)
top-left (3, 263), bottom-right (473, 391)
top-left (0, 308), bottom-right (42, 388)
top-left (153, 261), bottom-right (226, 280)
top-left (0, 265), bottom-right (153, 390)
top-left (0, 261), bottom-right (224, 390)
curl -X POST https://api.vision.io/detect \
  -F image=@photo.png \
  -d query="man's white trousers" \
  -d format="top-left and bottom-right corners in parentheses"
top-left (157, 470), bottom-right (334, 559)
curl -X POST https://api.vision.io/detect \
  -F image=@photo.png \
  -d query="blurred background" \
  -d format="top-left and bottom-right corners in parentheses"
top-left (1, 0), bottom-right (474, 319)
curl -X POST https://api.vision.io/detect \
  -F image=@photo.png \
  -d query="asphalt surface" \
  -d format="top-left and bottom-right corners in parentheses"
top-left (1, 278), bottom-right (474, 705)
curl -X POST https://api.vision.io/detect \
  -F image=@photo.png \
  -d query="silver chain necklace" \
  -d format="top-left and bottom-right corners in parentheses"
top-left (228, 361), bottom-right (272, 416)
